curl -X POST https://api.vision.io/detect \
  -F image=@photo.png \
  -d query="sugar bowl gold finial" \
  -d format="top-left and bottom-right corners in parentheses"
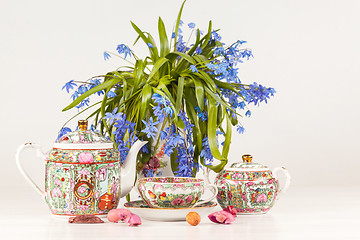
top-left (78, 120), bottom-right (88, 131)
top-left (242, 154), bottom-right (253, 163)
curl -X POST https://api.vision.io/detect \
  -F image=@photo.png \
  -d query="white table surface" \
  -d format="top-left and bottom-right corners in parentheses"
top-left (0, 185), bottom-right (359, 240)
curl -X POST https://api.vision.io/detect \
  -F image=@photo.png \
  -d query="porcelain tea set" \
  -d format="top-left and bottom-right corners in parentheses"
top-left (16, 120), bottom-right (290, 220)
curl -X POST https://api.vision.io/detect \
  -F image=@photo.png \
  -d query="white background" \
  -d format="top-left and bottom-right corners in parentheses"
top-left (1, 0), bottom-right (360, 239)
top-left (2, 0), bottom-right (359, 187)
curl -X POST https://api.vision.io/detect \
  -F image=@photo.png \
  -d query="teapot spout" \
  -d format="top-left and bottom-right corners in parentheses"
top-left (119, 140), bottom-right (147, 198)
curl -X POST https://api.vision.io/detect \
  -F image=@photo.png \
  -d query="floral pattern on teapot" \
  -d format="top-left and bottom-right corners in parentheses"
top-left (48, 148), bottom-right (119, 164)
top-left (45, 161), bottom-right (120, 215)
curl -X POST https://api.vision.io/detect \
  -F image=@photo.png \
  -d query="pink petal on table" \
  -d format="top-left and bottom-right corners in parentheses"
top-left (125, 214), bottom-right (142, 226)
top-left (107, 209), bottom-right (132, 223)
top-left (208, 211), bottom-right (236, 224)
top-left (223, 206), bottom-right (237, 217)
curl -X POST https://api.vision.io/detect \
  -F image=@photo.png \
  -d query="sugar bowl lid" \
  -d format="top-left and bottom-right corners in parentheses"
top-left (227, 154), bottom-right (270, 171)
top-left (53, 120), bottom-right (113, 149)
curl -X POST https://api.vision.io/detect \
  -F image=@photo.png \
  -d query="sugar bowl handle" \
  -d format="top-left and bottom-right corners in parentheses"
top-left (272, 167), bottom-right (291, 199)
top-left (15, 143), bottom-right (46, 199)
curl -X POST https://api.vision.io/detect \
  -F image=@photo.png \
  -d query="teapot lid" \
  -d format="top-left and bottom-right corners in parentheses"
top-left (227, 154), bottom-right (269, 171)
top-left (53, 120), bottom-right (113, 149)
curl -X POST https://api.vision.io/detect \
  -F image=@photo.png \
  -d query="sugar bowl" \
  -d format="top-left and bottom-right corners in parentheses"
top-left (214, 154), bottom-right (290, 214)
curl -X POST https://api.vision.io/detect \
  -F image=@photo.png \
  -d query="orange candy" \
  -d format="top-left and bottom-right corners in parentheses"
top-left (186, 212), bottom-right (201, 226)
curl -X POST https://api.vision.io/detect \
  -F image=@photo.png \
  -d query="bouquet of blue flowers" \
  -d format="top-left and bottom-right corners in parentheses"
top-left (61, 0), bottom-right (275, 177)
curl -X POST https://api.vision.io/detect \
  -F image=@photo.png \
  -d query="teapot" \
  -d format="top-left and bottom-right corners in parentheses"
top-left (213, 154), bottom-right (290, 214)
top-left (15, 120), bottom-right (147, 216)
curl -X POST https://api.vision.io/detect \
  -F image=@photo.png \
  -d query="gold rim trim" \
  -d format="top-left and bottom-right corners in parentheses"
top-left (124, 201), bottom-right (217, 210)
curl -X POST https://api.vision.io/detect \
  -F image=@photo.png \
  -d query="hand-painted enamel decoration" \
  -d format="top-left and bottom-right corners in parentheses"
top-left (16, 120), bottom-right (147, 216)
top-left (214, 154), bottom-right (290, 214)
top-left (137, 177), bottom-right (218, 208)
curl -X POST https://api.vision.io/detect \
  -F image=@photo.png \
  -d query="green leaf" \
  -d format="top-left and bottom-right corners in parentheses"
top-left (100, 89), bottom-right (110, 135)
top-left (196, 70), bottom-right (216, 91)
top-left (204, 86), bottom-right (233, 111)
top-left (166, 51), bottom-right (196, 65)
top-left (62, 78), bottom-right (122, 111)
top-left (133, 60), bottom-right (145, 90)
top-left (158, 17), bottom-right (170, 57)
top-left (193, 78), bottom-right (205, 111)
top-left (140, 84), bottom-right (152, 120)
top-left (133, 35), bottom-right (141, 46)
top-left (192, 55), bottom-right (210, 64)
top-left (201, 20), bottom-right (212, 49)
top-left (130, 21), bottom-right (159, 61)
top-left (175, 76), bottom-right (185, 113)
top-left (156, 82), bottom-right (176, 106)
top-left (222, 111), bottom-right (232, 158)
top-left (148, 57), bottom-right (169, 81)
top-left (207, 97), bottom-right (225, 161)
top-left (184, 88), bottom-right (202, 150)
top-left (173, 0), bottom-right (187, 51)
top-left (187, 29), bottom-right (202, 55)
top-left (170, 150), bottom-right (179, 174)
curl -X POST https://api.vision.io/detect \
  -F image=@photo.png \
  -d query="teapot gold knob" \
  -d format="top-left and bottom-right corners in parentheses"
top-left (78, 120), bottom-right (88, 131)
top-left (242, 154), bottom-right (252, 163)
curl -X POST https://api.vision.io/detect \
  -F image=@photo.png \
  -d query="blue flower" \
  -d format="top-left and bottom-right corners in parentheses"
top-left (171, 32), bottom-right (176, 39)
top-left (179, 20), bottom-right (184, 26)
top-left (160, 130), bottom-right (168, 140)
top-left (178, 110), bottom-right (194, 132)
top-left (214, 46), bottom-right (225, 56)
top-left (143, 169), bottom-right (154, 177)
top-left (71, 91), bottom-right (79, 101)
top-left (56, 127), bottom-right (72, 141)
top-left (243, 82), bottom-right (276, 105)
top-left (174, 143), bottom-right (194, 177)
top-left (236, 125), bottom-right (245, 134)
top-left (147, 43), bottom-right (154, 48)
top-left (152, 93), bottom-right (167, 105)
top-left (200, 137), bottom-right (213, 165)
top-left (103, 52), bottom-right (111, 61)
top-left (75, 98), bottom-right (90, 110)
top-left (116, 44), bottom-right (132, 59)
top-left (103, 107), bottom-right (123, 125)
top-left (206, 63), bottom-right (217, 70)
top-left (107, 90), bottom-right (117, 98)
top-left (210, 30), bottom-right (222, 42)
top-left (163, 106), bottom-right (174, 117)
top-left (195, 46), bottom-right (202, 54)
top-left (152, 93), bottom-right (174, 122)
top-left (238, 101), bottom-right (246, 109)
top-left (188, 22), bottom-right (195, 29)
top-left (62, 80), bottom-right (77, 93)
top-left (141, 117), bottom-right (159, 140)
top-left (88, 79), bottom-right (104, 96)
top-left (189, 65), bottom-right (198, 73)
top-left (245, 110), bottom-right (251, 117)
top-left (195, 106), bottom-right (207, 121)
top-left (77, 85), bottom-right (88, 94)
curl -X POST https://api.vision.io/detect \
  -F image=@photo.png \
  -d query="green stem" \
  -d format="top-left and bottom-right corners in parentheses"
top-left (106, 51), bottom-right (136, 66)
top-left (153, 117), bottom-right (169, 151)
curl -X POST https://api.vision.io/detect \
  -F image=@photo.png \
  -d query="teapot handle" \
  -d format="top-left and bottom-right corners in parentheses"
top-left (272, 167), bottom-right (291, 199)
top-left (15, 143), bottom-right (46, 199)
